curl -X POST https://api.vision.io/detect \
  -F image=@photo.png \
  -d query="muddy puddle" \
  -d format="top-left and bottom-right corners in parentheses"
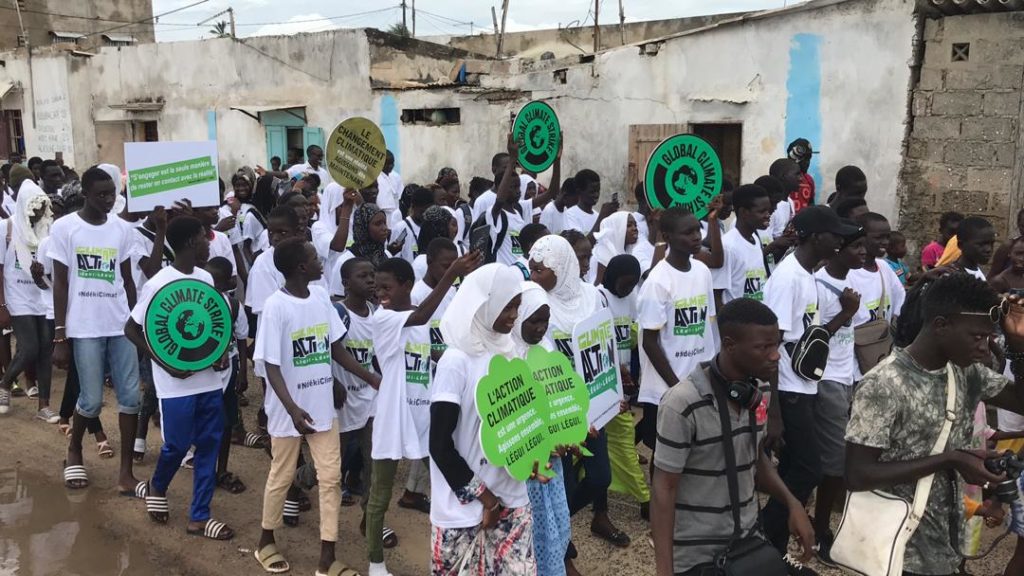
top-left (0, 467), bottom-right (160, 575)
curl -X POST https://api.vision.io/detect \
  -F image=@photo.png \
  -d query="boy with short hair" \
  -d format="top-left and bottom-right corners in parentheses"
top-left (637, 207), bottom-right (717, 463)
top-left (885, 230), bottom-right (911, 286)
top-left (253, 237), bottom-right (380, 575)
top-left (50, 167), bottom-right (141, 494)
top-left (366, 252), bottom-right (478, 576)
top-left (849, 212), bottom-right (906, 326)
top-left (953, 215), bottom-right (996, 281)
top-left (124, 216), bottom-right (234, 539)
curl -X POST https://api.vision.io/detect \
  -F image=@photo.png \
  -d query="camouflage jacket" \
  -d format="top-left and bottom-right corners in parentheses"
top-left (845, 348), bottom-right (1008, 574)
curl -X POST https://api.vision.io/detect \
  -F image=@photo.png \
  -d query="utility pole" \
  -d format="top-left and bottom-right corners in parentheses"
top-left (228, 7), bottom-right (236, 38)
top-left (412, 0), bottom-right (416, 36)
top-left (491, 6), bottom-right (499, 53)
top-left (618, 0), bottom-right (625, 45)
top-left (497, 0), bottom-right (509, 57)
top-left (593, 0), bottom-right (600, 53)
top-left (401, 0), bottom-right (407, 30)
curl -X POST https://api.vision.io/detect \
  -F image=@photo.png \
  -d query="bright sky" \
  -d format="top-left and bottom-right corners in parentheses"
top-left (151, 0), bottom-right (789, 41)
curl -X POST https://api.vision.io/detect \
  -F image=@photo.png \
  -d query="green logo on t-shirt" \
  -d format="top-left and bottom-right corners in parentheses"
top-left (404, 342), bottom-right (431, 386)
top-left (346, 338), bottom-right (373, 370)
top-left (291, 324), bottom-right (330, 367)
top-left (613, 317), bottom-right (636, 350)
top-left (510, 231), bottom-right (523, 256)
top-left (429, 320), bottom-right (446, 353)
top-left (673, 294), bottom-right (708, 336)
top-left (744, 269), bottom-right (766, 301)
top-left (75, 247), bottom-right (117, 284)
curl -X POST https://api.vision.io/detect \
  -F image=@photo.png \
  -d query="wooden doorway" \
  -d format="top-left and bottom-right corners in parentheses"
top-left (691, 123), bottom-right (743, 188)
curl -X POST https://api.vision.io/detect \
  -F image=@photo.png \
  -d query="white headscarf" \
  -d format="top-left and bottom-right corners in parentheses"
top-left (444, 206), bottom-right (467, 249)
top-left (511, 281), bottom-right (549, 355)
top-left (319, 182), bottom-right (345, 230)
top-left (529, 234), bottom-right (598, 332)
top-left (519, 174), bottom-right (537, 197)
top-left (12, 180), bottom-right (52, 271)
top-left (440, 263), bottom-right (524, 358)
top-left (592, 211), bottom-right (633, 269)
top-left (97, 163), bottom-right (126, 215)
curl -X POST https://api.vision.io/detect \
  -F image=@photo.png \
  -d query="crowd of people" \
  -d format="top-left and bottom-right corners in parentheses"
top-left (1, 133), bottom-right (1024, 576)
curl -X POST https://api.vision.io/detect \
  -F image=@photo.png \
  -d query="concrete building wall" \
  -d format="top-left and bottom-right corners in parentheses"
top-left (480, 0), bottom-right (918, 219)
top-left (899, 12), bottom-right (1024, 255)
top-left (0, 0), bottom-right (155, 52)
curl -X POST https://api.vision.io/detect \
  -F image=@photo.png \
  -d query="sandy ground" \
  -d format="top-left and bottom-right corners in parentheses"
top-left (0, 367), bottom-right (1018, 576)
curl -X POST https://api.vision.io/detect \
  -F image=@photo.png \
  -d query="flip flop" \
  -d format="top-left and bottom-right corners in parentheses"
top-left (397, 494), bottom-right (430, 514)
top-left (63, 462), bottom-right (89, 489)
top-left (591, 525), bottom-right (631, 548)
top-left (382, 526), bottom-right (397, 549)
top-left (341, 488), bottom-right (356, 507)
top-left (254, 543), bottom-right (290, 574)
top-left (187, 518), bottom-right (235, 541)
top-left (234, 432), bottom-right (268, 449)
top-left (315, 561), bottom-right (362, 576)
top-left (58, 422), bottom-right (71, 437)
top-left (120, 480), bottom-right (149, 499)
top-left (146, 495), bottom-right (169, 524)
top-left (216, 471), bottom-right (246, 494)
top-left (96, 440), bottom-right (114, 459)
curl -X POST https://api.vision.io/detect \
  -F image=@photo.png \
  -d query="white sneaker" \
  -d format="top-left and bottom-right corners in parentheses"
top-left (0, 389), bottom-right (10, 414)
top-left (26, 386), bottom-right (39, 398)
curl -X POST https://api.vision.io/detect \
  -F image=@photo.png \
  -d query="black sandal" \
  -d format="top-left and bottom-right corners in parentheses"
top-left (591, 525), bottom-right (631, 548)
top-left (187, 518), bottom-right (235, 541)
top-left (146, 495), bottom-right (169, 524)
top-left (216, 471), bottom-right (246, 494)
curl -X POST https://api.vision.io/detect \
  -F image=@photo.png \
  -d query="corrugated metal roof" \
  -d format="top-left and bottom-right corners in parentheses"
top-left (50, 31), bottom-right (85, 40)
top-left (102, 34), bottom-right (137, 43)
top-left (924, 0), bottom-right (1024, 14)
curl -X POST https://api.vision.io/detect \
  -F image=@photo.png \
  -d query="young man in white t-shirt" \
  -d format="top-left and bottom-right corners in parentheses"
top-left (637, 207), bottom-right (717, 463)
top-left (713, 184), bottom-right (773, 308)
top-left (388, 186), bottom-right (432, 265)
top-left (951, 215), bottom-right (996, 282)
top-left (366, 252), bottom-right (479, 576)
top-left (810, 224), bottom-right (865, 562)
top-left (761, 204), bottom-right (857, 556)
top-left (848, 212), bottom-right (906, 326)
top-left (253, 238), bottom-right (380, 575)
top-left (562, 168), bottom-right (618, 240)
top-left (124, 216), bottom-right (235, 540)
top-left (50, 167), bottom-right (141, 494)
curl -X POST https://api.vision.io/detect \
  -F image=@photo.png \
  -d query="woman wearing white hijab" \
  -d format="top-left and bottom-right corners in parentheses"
top-left (527, 234), bottom-right (631, 551)
top-left (592, 211), bottom-right (640, 285)
top-left (428, 264), bottom-right (534, 575)
top-left (97, 163), bottom-right (126, 216)
top-left (0, 179), bottom-right (55, 421)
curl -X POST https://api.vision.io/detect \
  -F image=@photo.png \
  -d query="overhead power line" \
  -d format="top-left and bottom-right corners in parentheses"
top-left (82, 0), bottom-right (211, 38)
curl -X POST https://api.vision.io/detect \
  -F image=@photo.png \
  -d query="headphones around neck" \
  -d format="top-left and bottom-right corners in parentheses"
top-left (709, 357), bottom-right (763, 412)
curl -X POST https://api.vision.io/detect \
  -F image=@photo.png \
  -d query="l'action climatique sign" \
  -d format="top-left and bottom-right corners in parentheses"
top-left (476, 346), bottom-right (590, 481)
top-left (144, 279), bottom-right (232, 372)
top-left (512, 101), bottom-right (561, 174)
top-left (643, 134), bottom-right (723, 219)
top-left (326, 117), bottom-right (387, 191)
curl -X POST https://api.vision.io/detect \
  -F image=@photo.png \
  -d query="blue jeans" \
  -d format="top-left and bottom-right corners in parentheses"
top-left (152, 390), bottom-right (224, 522)
top-left (73, 336), bottom-right (140, 418)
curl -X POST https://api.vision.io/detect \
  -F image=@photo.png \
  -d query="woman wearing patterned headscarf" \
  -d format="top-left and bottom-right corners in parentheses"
top-left (412, 206), bottom-right (462, 280)
top-left (350, 203), bottom-right (390, 269)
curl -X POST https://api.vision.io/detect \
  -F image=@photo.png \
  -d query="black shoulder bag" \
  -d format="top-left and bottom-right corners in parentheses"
top-left (710, 384), bottom-right (788, 576)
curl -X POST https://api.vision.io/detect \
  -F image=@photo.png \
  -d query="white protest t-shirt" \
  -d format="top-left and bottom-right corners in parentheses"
top-left (46, 213), bottom-right (134, 338)
top-left (763, 253), bottom-right (819, 395)
top-left (130, 266), bottom-right (225, 399)
top-left (208, 230), bottom-right (237, 277)
top-left (411, 280), bottom-right (455, 357)
top-left (563, 205), bottom-right (598, 235)
top-left (130, 225), bottom-right (174, 292)
top-left (769, 198), bottom-right (794, 239)
top-left (539, 203), bottom-right (565, 235)
top-left (484, 199), bottom-right (533, 266)
top-left (713, 228), bottom-right (768, 304)
top-left (371, 308), bottom-right (433, 460)
top-left (598, 285), bottom-right (638, 366)
top-left (0, 220), bottom-right (47, 316)
top-left (36, 236), bottom-right (54, 320)
top-left (237, 204), bottom-right (265, 245)
top-left (389, 217), bottom-right (421, 264)
top-left (252, 229), bottom-right (270, 255)
top-left (219, 292), bottom-right (249, 390)
top-left (327, 250), bottom-right (355, 299)
top-left (254, 286), bottom-right (346, 438)
top-left (471, 190), bottom-right (496, 222)
top-left (334, 302), bottom-right (378, 433)
top-left (847, 259), bottom-right (906, 324)
top-left (814, 270), bottom-right (865, 386)
top-left (218, 205), bottom-right (243, 246)
top-left (429, 349), bottom-right (530, 529)
top-left (286, 162), bottom-right (333, 193)
top-left (244, 247), bottom-right (326, 314)
top-left (637, 259), bottom-right (716, 405)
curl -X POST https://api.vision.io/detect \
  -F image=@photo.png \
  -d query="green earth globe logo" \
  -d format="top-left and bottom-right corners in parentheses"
top-left (175, 310), bottom-right (205, 342)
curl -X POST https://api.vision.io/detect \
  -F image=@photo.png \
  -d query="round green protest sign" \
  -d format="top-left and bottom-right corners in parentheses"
top-left (512, 101), bottom-right (561, 173)
top-left (643, 134), bottom-right (723, 219)
top-left (144, 279), bottom-right (231, 372)
top-left (326, 117), bottom-right (387, 190)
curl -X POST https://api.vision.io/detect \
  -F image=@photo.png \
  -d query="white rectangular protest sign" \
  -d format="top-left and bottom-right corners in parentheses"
top-left (572, 308), bottom-right (624, 431)
top-left (125, 141), bottom-right (220, 212)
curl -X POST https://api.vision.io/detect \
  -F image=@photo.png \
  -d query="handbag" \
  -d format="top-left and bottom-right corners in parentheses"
top-left (830, 362), bottom-right (956, 576)
top-left (854, 270), bottom-right (894, 373)
top-left (709, 381), bottom-right (788, 576)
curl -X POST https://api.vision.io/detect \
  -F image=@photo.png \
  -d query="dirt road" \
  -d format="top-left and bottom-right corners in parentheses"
top-left (0, 370), bottom-right (1017, 575)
